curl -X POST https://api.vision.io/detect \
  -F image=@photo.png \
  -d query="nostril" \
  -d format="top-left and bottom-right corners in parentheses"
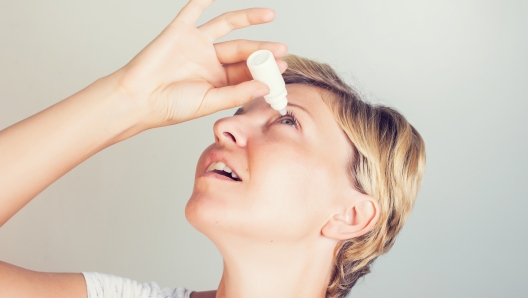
top-left (223, 132), bottom-right (236, 143)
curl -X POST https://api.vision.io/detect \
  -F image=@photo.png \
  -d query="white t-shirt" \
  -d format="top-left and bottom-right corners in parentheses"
top-left (82, 272), bottom-right (193, 298)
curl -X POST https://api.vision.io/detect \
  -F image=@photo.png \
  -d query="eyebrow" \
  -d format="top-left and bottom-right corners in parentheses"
top-left (234, 102), bottom-right (314, 120)
top-left (287, 102), bottom-right (314, 120)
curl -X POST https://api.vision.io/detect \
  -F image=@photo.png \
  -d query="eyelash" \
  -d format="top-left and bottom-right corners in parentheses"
top-left (276, 110), bottom-right (300, 129)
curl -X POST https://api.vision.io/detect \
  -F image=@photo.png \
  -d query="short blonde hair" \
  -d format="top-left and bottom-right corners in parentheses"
top-left (281, 54), bottom-right (426, 298)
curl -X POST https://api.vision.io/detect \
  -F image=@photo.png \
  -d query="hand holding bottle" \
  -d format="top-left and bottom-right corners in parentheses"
top-left (110, 0), bottom-right (288, 129)
top-left (0, 0), bottom-right (287, 227)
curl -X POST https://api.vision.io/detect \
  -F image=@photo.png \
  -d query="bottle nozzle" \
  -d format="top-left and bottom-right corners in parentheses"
top-left (279, 108), bottom-right (287, 116)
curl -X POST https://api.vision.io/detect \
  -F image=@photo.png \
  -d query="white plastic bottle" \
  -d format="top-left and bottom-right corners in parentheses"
top-left (247, 49), bottom-right (288, 115)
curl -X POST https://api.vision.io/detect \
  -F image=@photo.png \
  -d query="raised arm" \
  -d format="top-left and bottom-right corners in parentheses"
top-left (0, 0), bottom-right (287, 296)
top-left (0, 76), bottom-right (142, 227)
top-left (0, 0), bottom-right (286, 227)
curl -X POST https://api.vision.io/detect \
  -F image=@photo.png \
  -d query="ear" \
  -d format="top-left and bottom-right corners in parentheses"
top-left (321, 193), bottom-right (380, 240)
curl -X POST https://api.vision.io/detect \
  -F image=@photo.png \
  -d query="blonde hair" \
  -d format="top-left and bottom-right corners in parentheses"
top-left (281, 54), bottom-right (426, 298)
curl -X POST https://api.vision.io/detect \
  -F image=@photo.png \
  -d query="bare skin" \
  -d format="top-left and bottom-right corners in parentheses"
top-left (186, 84), bottom-right (380, 298)
top-left (0, 1), bottom-right (380, 297)
top-left (0, 0), bottom-right (287, 297)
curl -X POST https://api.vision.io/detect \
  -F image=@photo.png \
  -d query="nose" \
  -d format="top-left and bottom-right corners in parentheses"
top-left (213, 116), bottom-right (248, 147)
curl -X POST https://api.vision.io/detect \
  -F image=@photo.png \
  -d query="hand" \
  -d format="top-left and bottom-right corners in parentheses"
top-left (111, 0), bottom-right (288, 129)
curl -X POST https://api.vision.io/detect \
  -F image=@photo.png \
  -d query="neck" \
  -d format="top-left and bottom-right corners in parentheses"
top-left (213, 236), bottom-right (336, 298)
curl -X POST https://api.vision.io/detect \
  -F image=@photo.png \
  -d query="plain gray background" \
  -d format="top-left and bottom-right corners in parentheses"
top-left (1, 0), bottom-right (527, 297)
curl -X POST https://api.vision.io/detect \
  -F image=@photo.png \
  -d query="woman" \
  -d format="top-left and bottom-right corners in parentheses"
top-left (0, 0), bottom-right (426, 297)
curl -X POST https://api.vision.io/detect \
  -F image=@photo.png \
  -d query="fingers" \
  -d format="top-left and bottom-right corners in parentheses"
top-left (214, 39), bottom-right (288, 64)
top-left (215, 39), bottom-right (288, 85)
top-left (174, 0), bottom-right (215, 25)
top-left (224, 58), bottom-right (288, 86)
top-left (198, 8), bottom-right (275, 42)
top-left (201, 80), bottom-right (270, 114)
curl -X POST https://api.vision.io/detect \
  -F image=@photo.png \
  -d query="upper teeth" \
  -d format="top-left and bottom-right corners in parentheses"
top-left (206, 161), bottom-right (239, 180)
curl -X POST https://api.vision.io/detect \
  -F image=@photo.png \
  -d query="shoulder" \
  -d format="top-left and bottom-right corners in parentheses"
top-left (82, 272), bottom-right (193, 298)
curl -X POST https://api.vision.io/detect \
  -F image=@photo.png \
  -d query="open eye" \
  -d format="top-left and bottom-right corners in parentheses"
top-left (276, 110), bottom-right (299, 129)
top-left (280, 118), bottom-right (295, 126)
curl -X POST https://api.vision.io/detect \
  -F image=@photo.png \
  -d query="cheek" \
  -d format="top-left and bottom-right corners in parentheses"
top-left (243, 144), bottom-right (333, 239)
top-left (250, 140), bottom-right (310, 198)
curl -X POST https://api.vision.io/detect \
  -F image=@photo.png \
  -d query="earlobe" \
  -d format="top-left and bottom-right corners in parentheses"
top-left (321, 195), bottom-right (380, 241)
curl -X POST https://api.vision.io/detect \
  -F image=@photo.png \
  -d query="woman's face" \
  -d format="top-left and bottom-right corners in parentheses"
top-left (186, 84), bottom-right (355, 244)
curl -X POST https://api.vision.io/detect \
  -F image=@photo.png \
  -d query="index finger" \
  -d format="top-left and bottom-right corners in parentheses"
top-left (214, 39), bottom-right (288, 64)
top-left (198, 8), bottom-right (275, 42)
top-left (174, 0), bottom-right (215, 25)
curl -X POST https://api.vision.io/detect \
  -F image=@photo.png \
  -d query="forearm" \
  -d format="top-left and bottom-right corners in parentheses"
top-left (0, 75), bottom-right (145, 227)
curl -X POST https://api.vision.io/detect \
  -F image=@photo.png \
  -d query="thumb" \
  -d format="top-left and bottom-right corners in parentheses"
top-left (200, 80), bottom-right (270, 115)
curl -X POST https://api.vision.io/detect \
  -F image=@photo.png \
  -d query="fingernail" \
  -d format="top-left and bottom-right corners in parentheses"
top-left (253, 89), bottom-right (269, 98)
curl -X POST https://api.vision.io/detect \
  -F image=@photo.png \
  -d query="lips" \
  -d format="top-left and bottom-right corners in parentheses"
top-left (206, 161), bottom-right (241, 181)
top-left (201, 150), bottom-right (243, 182)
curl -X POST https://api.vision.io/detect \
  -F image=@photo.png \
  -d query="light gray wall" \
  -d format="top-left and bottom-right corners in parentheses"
top-left (1, 0), bottom-right (527, 297)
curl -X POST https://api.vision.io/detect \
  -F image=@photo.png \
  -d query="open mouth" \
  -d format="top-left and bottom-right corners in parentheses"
top-left (205, 161), bottom-right (242, 182)
top-left (211, 169), bottom-right (241, 181)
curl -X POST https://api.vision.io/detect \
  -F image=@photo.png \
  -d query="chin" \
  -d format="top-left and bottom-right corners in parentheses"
top-left (185, 188), bottom-right (228, 237)
top-left (185, 192), bottom-right (208, 233)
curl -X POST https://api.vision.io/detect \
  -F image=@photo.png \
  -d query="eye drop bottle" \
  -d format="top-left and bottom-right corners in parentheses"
top-left (247, 49), bottom-right (288, 115)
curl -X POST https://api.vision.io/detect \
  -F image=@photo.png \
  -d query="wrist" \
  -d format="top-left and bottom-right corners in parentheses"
top-left (86, 73), bottom-right (151, 144)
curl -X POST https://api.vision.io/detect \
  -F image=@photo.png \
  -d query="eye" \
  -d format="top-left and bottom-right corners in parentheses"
top-left (276, 110), bottom-right (300, 129)
top-left (280, 118), bottom-right (295, 125)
